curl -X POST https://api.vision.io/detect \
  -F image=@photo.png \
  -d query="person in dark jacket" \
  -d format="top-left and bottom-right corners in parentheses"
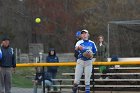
top-left (74, 31), bottom-right (82, 60)
top-left (0, 37), bottom-right (16, 93)
top-left (46, 48), bottom-right (59, 91)
top-left (33, 67), bottom-right (52, 93)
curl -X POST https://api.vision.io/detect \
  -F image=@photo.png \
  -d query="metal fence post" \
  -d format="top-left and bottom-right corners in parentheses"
top-left (39, 52), bottom-right (45, 93)
top-left (42, 66), bottom-right (45, 93)
top-left (92, 66), bottom-right (95, 93)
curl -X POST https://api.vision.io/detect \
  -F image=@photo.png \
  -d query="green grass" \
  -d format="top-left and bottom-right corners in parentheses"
top-left (12, 66), bottom-right (75, 88)
top-left (12, 67), bottom-right (35, 88)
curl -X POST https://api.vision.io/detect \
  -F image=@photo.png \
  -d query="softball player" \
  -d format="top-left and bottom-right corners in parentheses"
top-left (72, 29), bottom-right (97, 93)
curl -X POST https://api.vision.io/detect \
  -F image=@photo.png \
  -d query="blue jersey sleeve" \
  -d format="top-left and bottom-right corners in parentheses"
top-left (75, 40), bottom-right (97, 61)
top-left (92, 42), bottom-right (97, 55)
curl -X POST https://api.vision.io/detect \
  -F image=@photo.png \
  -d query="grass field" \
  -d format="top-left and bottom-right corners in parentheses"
top-left (12, 67), bottom-right (35, 88)
top-left (12, 66), bottom-right (75, 88)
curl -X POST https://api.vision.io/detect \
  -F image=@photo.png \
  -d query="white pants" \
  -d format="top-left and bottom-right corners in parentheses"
top-left (74, 59), bottom-right (93, 85)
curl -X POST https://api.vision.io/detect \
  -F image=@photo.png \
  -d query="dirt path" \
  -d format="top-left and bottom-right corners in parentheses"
top-left (12, 87), bottom-right (140, 93)
top-left (12, 87), bottom-right (41, 93)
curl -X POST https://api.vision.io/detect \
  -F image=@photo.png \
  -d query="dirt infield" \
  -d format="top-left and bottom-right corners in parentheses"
top-left (12, 87), bottom-right (41, 93)
top-left (11, 87), bottom-right (140, 93)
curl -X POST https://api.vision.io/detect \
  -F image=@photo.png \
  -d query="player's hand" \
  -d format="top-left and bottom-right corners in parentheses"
top-left (78, 45), bottom-right (83, 50)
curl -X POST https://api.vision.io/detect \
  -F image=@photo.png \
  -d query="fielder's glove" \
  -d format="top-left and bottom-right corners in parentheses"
top-left (83, 50), bottom-right (93, 59)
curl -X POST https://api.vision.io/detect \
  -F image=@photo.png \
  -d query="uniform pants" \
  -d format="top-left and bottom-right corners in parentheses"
top-left (0, 67), bottom-right (12, 93)
top-left (74, 59), bottom-right (93, 85)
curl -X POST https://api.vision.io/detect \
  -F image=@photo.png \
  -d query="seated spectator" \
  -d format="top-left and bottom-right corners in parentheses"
top-left (111, 55), bottom-right (119, 61)
top-left (111, 55), bottom-right (118, 61)
top-left (110, 55), bottom-right (119, 78)
top-left (33, 67), bottom-right (52, 93)
top-left (110, 55), bottom-right (119, 68)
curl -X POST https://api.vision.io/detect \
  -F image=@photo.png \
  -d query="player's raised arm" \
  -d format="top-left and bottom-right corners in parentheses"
top-left (92, 42), bottom-right (97, 55)
top-left (75, 40), bottom-right (84, 51)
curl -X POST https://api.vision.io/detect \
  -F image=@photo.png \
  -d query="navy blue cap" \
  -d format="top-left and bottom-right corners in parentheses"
top-left (76, 31), bottom-right (81, 37)
top-left (49, 48), bottom-right (55, 51)
top-left (2, 37), bottom-right (10, 41)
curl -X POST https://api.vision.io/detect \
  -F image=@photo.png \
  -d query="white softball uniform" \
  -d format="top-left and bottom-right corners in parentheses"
top-left (74, 39), bottom-right (97, 85)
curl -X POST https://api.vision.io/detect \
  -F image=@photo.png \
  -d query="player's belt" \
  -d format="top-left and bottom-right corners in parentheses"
top-left (79, 58), bottom-right (92, 61)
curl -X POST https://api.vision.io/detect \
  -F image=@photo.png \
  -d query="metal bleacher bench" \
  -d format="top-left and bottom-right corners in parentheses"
top-left (52, 67), bottom-right (140, 92)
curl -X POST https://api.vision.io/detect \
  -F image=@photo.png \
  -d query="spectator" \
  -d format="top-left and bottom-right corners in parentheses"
top-left (74, 31), bottom-right (82, 60)
top-left (111, 55), bottom-right (119, 68)
top-left (110, 55), bottom-right (119, 78)
top-left (95, 35), bottom-right (109, 79)
top-left (46, 48), bottom-right (59, 91)
top-left (111, 55), bottom-right (119, 62)
top-left (75, 31), bottom-right (82, 41)
top-left (33, 67), bottom-right (52, 93)
top-left (0, 37), bottom-right (16, 93)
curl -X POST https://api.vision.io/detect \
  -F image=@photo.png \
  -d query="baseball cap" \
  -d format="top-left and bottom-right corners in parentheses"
top-left (76, 31), bottom-right (81, 37)
top-left (2, 37), bottom-right (10, 41)
top-left (49, 48), bottom-right (55, 51)
top-left (81, 29), bottom-right (88, 33)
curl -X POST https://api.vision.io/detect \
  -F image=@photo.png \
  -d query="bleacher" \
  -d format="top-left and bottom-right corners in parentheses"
top-left (29, 57), bottom-right (140, 93)
top-left (51, 66), bottom-right (140, 92)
